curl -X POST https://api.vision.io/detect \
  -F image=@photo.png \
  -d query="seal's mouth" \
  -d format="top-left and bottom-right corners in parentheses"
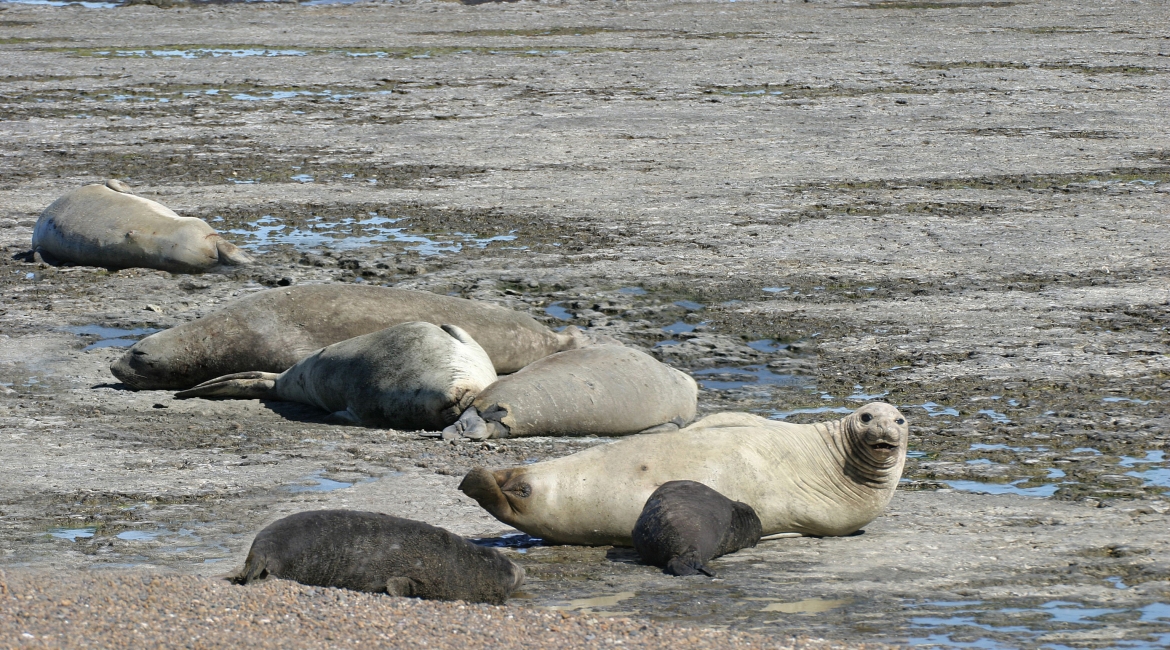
top-left (871, 442), bottom-right (898, 451)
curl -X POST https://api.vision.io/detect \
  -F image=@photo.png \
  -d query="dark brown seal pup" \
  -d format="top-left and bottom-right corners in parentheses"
top-left (232, 509), bottom-right (525, 604)
top-left (112, 284), bottom-right (583, 390)
top-left (631, 480), bottom-right (762, 577)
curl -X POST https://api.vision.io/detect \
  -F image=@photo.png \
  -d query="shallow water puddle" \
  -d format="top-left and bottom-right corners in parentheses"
top-left (692, 365), bottom-right (805, 390)
top-left (48, 527), bottom-right (96, 541)
top-left (549, 591), bottom-right (637, 612)
top-left (941, 479), bottom-right (1060, 498)
top-left (758, 598), bottom-right (851, 614)
top-left (283, 471), bottom-right (354, 493)
top-left (64, 325), bottom-right (159, 350)
top-left (906, 598), bottom-right (1170, 649)
top-left (224, 212), bottom-right (517, 254)
top-left (769, 405), bottom-right (853, 419)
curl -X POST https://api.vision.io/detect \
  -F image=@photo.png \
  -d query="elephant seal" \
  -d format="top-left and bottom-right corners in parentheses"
top-left (459, 403), bottom-right (908, 545)
top-left (32, 180), bottom-right (253, 273)
top-left (177, 322), bottom-right (496, 430)
top-left (440, 345), bottom-right (697, 440)
top-left (631, 480), bottom-right (762, 577)
top-left (112, 284), bottom-right (584, 390)
top-left (232, 509), bottom-right (525, 604)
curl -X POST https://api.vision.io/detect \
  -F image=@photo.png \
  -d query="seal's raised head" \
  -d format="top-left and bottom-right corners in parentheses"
top-left (839, 402), bottom-right (908, 486)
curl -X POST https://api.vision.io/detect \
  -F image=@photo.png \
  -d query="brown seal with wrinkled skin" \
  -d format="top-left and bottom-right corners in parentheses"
top-left (440, 345), bottom-right (698, 440)
top-left (233, 509), bottom-right (525, 604)
top-left (459, 403), bottom-right (909, 546)
top-left (177, 322), bottom-right (496, 430)
top-left (632, 480), bottom-right (763, 577)
top-left (112, 284), bottom-right (584, 390)
top-left (32, 180), bottom-right (253, 273)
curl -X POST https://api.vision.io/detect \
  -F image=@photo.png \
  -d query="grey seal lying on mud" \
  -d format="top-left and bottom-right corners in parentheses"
top-left (459, 403), bottom-right (908, 545)
top-left (113, 284), bottom-right (584, 390)
top-left (177, 322), bottom-right (496, 430)
top-left (232, 509), bottom-right (525, 604)
top-left (440, 345), bottom-right (697, 440)
top-left (632, 480), bottom-right (762, 577)
top-left (32, 180), bottom-right (253, 273)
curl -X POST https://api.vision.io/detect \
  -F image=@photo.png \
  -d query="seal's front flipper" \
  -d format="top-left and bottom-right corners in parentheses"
top-left (637, 422), bottom-right (680, 435)
top-left (666, 551), bottom-right (715, 577)
top-left (384, 576), bottom-right (418, 597)
top-left (214, 237), bottom-right (255, 266)
top-left (175, 371), bottom-right (279, 400)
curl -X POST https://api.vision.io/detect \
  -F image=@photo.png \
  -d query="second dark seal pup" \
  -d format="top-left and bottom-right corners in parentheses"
top-left (232, 510), bottom-right (525, 604)
top-left (631, 480), bottom-right (762, 577)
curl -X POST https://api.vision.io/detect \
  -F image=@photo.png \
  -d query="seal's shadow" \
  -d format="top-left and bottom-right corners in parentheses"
top-left (605, 547), bottom-right (643, 565)
top-left (256, 400), bottom-right (338, 424)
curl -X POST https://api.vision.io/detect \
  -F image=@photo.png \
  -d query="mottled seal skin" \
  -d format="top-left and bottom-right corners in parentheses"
top-left (232, 509), bottom-right (525, 604)
top-left (176, 322), bottom-right (496, 430)
top-left (459, 402), bottom-right (908, 546)
top-left (631, 480), bottom-right (762, 577)
top-left (440, 345), bottom-right (697, 440)
top-left (112, 284), bottom-right (584, 390)
top-left (32, 180), bottom-right (253, 273)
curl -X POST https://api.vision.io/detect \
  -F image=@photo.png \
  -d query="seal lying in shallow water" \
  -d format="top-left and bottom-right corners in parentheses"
top-left (32, 179), bottom-right (253, 273)
top-left (459, 403), bottom-right (908, 545)
top-left (632, 480), bottom-right (762, 577)
top-left (233, 509), bottom-right (525, 604)
top-left (440, 345), bottom-right (697, 440)
top-left (177, 322), bottom-right (496, 430)
top-left (112, 284), bottom-right (584, 390)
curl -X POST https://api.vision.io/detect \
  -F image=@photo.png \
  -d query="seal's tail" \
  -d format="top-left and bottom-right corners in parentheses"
top-left (175, 371), bottom-right (279, 400)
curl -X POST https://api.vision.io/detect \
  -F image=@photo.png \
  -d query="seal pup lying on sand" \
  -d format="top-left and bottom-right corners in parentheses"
top-left (233, 509), bottom-right (525, 604)
top-left (177, 322), bottom-right (496, 430)
top-left (632, 480), bottom-right (762, 577)
top-left (32, 180), bottom-right (253, 273)
top-left (440, 345), bottom-right (697, 440)
top-left (113, 284), bottom-right (584, 390)
top-left (459, 403), bottom-right (908, 545)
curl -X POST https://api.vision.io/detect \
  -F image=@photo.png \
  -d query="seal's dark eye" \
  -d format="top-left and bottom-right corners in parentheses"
top-left (860, 413), bottom-right (873, 423)
top-left (896, 418), bottom-right (905, 425)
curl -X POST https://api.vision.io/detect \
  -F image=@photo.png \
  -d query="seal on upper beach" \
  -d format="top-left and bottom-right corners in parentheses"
top-left (439, 345), bottom-right (698, 440)
top-left (232, 509), bottom-right (525, 604)
top-left (112, 284), bottom-right (584, 390)
top-left (631, 480), bottom-right (762, 577)
top-left (32, 180), bottom-right (254, 273)
top-left (177, 322), bottom-right (496, 430)
top-left (458, 402), bottom-right (908, 546)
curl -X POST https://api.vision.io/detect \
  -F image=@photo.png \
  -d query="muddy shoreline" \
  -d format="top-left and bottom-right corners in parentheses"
top-left (1, 0), bottom-right (1168, 647)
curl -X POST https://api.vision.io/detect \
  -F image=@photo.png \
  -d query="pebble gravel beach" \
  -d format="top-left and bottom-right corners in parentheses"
top-left (0, 570), bottom-right (887, 649)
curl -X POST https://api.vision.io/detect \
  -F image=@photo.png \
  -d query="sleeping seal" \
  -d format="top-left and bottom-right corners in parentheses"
top-left (113, 284), bottom-right (583, 390)
top-left (32, 180), bottom-right (253, 273)
top-left (233, 509), bottom-right (525, 604)
top-left (440, 345), bottom-right (698, 439)
top-left (176, 322), bottom-right (496, 430)
top-left (631, 480), bottom-right (762, 577)
top-left (459, 403), bottom-right (908, 545)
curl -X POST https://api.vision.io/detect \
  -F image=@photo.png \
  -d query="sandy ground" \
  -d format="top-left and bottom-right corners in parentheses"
top-left (0, 0), bottom-right (1168, 647)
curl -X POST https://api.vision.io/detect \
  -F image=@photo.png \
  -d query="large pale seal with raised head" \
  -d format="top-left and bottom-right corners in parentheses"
top-left (233, 509), bottom-right (525, 604)
top-left (459, 403), bottom-right (908, 546)
top-left (113, 284), bottom-right (583, 390)
top-left (32, 180), bottom-right (253, 273)
top-left (177, 322), bottom-right (496, 430)
top-left (441, 345), bottom-right (698, 440)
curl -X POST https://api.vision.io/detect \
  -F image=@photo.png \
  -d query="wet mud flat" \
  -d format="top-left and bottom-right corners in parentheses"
top-left (1, 0), bottom-right (1169, 647)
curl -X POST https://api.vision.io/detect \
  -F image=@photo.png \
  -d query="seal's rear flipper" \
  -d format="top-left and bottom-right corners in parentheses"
top-left (384, 576), bottom-right (418, 597)
top-left (459, 466), bottom-right (525, 525)
top-left (442, 407), bottom-right (509, 441)
top-left (637, 422), bottom-right (680, 435)
top-left (214, 237), bottom-right (255, 266)
top-left (666, 552), bottom-right (715, 577)
top-left (175, 371), bottom-right (279, 400)
top-left (232, 550), bottom-right (270, 585)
